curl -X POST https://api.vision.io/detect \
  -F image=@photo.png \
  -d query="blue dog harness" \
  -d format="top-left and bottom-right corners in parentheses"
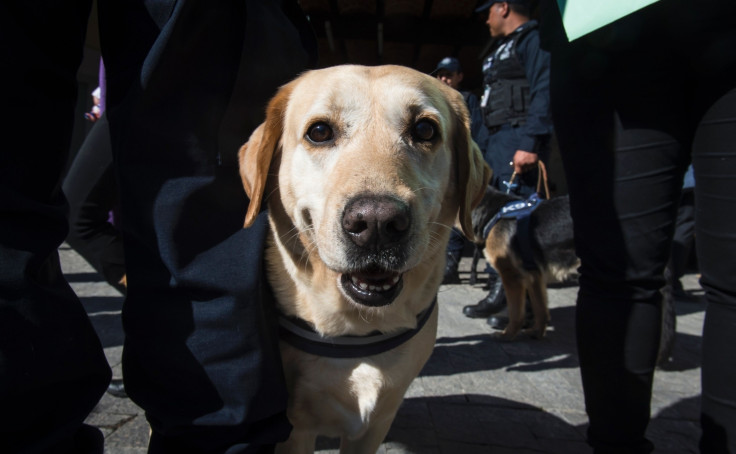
top-left (481, 193), bottom-right (543, 270)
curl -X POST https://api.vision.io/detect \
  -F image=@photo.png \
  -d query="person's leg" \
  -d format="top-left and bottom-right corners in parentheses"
top-left (546, 1), bottom-right (736, 451)
top-left (551, 54), bottom-right (686, 453)
top-left (485, 129), bottom-right (518, 196)
top-left (0, 1), bottom-right (112, 453)
top-left (442, 227), bottom-right (464, 284)
top-left (99, 0), bottom-right (316, 451)
top-left (63, 114), bottom-right (126, 294)
top-left (667, 187), bottom-right (695, 296)
top-left (484, 127), bottom-right (547, 199)
top-left (562, 119), bottom-right (680, 454)
top-left (694, 88), bottom-right (736, 454)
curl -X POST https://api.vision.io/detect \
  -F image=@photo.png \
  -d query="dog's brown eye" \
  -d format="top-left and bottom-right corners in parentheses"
top-left (306, 122), bottom-right (334, 143)
top-left (413, 119), bottom-right (437, 142)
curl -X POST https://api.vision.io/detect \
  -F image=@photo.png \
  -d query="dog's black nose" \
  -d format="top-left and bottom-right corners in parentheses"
top-left (342, 195), bottom-right (410, 251)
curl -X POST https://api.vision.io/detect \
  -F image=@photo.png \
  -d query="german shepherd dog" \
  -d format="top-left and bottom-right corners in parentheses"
top-left (470, 186), bottom-right (578, 340)
top-left (471, 185), bottom-right (677, 364)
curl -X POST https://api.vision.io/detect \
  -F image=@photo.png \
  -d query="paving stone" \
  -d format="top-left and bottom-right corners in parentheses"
top-left (57, 246), bottom-right (705, 453)
top-left (104, 415), bottom-right (150, 448)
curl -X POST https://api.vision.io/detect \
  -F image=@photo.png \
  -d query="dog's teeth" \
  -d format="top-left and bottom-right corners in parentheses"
top-left (349, 273), bottom-right (402, 293)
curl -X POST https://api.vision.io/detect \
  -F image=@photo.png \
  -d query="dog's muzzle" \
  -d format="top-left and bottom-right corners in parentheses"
top-left (339, 195), bottom-right (411, 307)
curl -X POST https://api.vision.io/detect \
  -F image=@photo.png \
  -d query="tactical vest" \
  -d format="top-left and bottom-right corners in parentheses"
top-left (482, 22), bottom-right (537, 128)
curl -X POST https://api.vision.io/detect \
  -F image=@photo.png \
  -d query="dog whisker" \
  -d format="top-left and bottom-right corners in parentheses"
top-left (428, 221), bottom-right (453, 233)
top-left (264, 179), bottom-right (281, 202)
top-left (411, 186), bottom-right (440, 196)
top-left (299, 234), bottom-right (319, 269)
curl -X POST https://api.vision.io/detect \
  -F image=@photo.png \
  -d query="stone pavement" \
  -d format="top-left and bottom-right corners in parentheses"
top-left (59, 244), bottom-right (705, 454)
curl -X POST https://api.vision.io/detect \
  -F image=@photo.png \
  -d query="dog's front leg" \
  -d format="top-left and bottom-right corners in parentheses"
top-left (495, 276), bottom-right (526, 340)
top-left (524, 277), bottom-right (550, 339)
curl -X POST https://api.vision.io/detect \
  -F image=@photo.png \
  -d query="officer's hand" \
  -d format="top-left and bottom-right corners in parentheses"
top-left (512, 150), bottom-right (538, 174)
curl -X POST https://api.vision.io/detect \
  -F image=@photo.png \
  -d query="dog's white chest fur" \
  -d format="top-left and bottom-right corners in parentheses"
top-left (278, 330), bottom-right (436, 448)
top-left (348, 363), bottom-right (384, 438)
top-left (285, 355), bottom-right (384, 438)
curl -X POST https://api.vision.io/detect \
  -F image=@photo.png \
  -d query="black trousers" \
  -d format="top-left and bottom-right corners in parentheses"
top-left (1, 1), bottom-right (316, 453)
top-left (547, 1), bottom-right (736, 452)
top-left (669, 188), bottom-right (695, 285)
top-left (63, 114), bottom-right (126, 294)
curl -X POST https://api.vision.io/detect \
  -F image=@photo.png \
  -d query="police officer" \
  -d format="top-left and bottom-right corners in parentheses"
top-left (462, 0), bottom-right (554, 324)
top-left (432, 57), bottom-right (489, 285)
top-left (432, 57), bottom-right (488, 152)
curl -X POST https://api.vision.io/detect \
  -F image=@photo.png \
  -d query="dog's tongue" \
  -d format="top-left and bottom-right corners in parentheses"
top-left (349, 270), bottom-right (401, 292)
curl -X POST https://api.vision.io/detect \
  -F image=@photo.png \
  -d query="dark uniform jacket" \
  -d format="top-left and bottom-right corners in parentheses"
top-left (480, 20), bottom-right (553, 190)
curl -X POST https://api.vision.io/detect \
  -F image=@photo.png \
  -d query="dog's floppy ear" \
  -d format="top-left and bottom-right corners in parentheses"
top-left (451, 102), bottom-right (492, 243)
top-left (238, 82), bottom-right (294, 228)
top-left (458, 139), bottom-right (492, 242)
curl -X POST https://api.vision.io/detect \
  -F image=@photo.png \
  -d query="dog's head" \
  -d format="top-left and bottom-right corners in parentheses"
top-left (239, 65), bottom-right (489, 316)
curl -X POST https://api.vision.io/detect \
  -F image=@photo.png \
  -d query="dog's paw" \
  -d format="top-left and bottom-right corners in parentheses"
top-left (522, 327), bottom-right (547, 339)
top-left (491, 330), bottom-right (518, 342)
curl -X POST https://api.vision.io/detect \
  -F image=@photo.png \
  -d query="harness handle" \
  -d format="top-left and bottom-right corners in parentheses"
top-left (506, 161), bottom-right (551, 199)
top-left (536, 160), bottom-right (550, 199)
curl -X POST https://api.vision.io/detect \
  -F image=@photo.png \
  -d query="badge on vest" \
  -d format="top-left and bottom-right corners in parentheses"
top-left (481, 85), bottom-right (491, 109)
top-left (496, 40), bottom-right (513, 61)
top-left (481, 192), bottom-right (544, 240)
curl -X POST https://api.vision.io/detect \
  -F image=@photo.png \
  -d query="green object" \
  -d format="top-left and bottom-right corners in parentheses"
top-left (555, 0), bottom-right (660, 41)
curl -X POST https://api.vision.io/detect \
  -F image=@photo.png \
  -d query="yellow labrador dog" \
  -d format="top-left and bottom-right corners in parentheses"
top-left (238, 65), bottom-right (489, 453)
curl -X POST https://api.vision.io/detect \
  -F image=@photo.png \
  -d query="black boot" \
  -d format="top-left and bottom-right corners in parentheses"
top-left (442, 252), bottom-right (461, 285)
top-left (462, 277), bottom-right (506, 318)
top-left (106, 378), bottom-right (127, 398)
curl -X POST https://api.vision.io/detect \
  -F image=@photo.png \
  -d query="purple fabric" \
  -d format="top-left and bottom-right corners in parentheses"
top-left (98, 59), bottom-right (106, 113)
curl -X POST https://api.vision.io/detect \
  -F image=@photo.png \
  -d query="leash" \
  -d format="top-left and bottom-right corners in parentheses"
top-left (277, 297), bottom-right (437, 358)
top-left (506, 160), bottom-right (550, 199)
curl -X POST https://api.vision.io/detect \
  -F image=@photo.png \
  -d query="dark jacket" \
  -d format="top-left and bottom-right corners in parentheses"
top-left (481, 20), bottom-right (553, 155)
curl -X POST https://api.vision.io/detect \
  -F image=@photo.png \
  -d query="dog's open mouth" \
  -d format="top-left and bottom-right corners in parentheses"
top-left (340, 269), bottom-right (404, 307)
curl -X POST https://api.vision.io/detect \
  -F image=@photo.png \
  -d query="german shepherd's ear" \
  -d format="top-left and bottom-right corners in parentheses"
top-left (238, 82), bottom-right (294, 228)
top-left (449, 95), bottom-right (491, 242)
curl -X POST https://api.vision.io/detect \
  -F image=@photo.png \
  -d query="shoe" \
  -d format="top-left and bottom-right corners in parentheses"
top-left (106, 378), bottom-right (127, 398)
top-left (462, 278), bottom-right (506, 318)
top-left (487, 306), bottom-right (534, 330)
top-left (481, 269), bottom-right (499, 290)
